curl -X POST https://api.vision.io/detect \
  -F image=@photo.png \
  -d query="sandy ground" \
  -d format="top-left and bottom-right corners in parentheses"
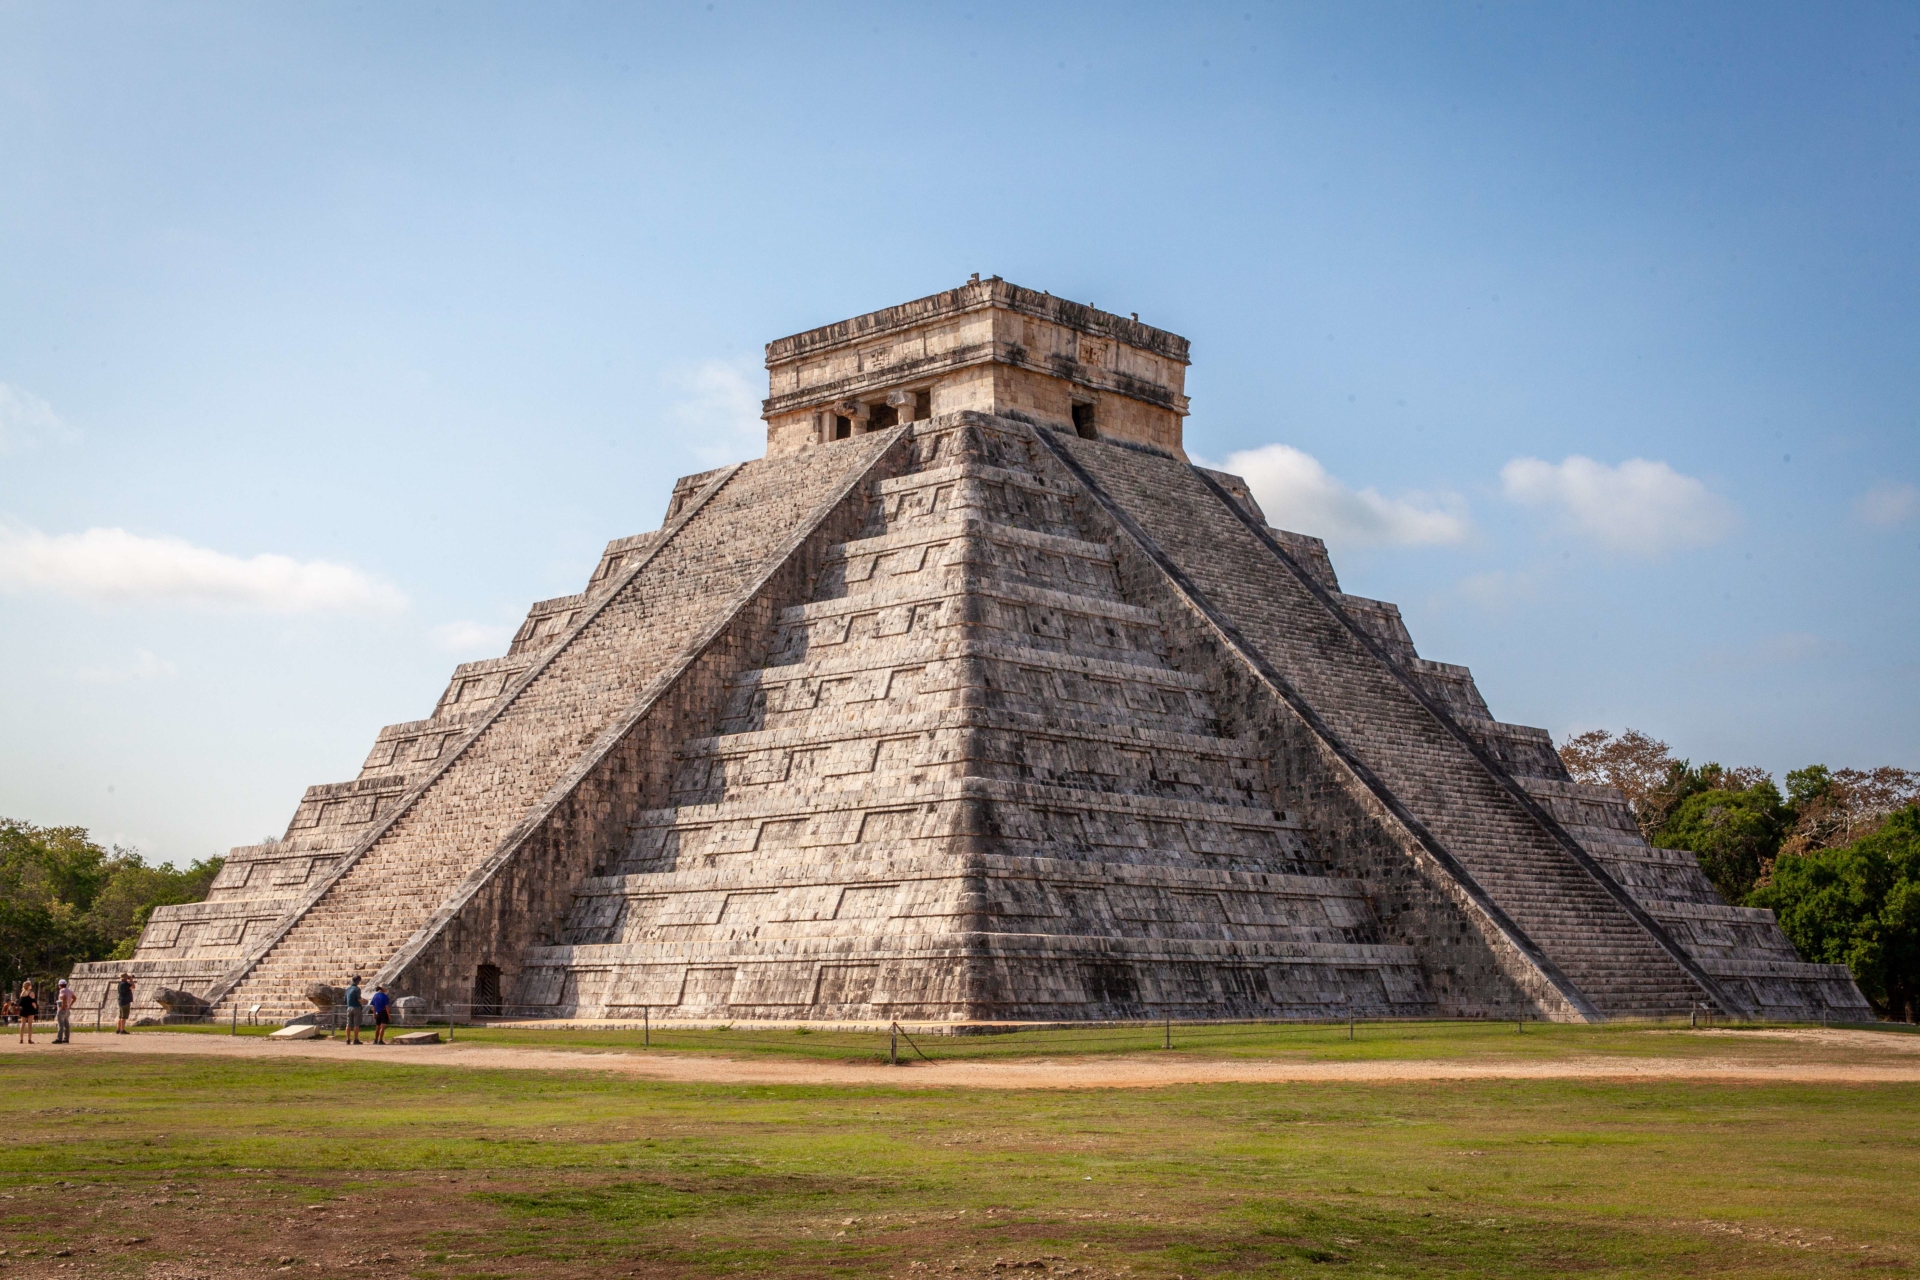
top-left (4, 1027), bottom-right (1918, 1088)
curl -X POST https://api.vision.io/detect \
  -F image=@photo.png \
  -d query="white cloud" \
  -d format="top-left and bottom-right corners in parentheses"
top-left (0, 525), bottom-right (405, 613)
top-left (665, 358), bottom-right (764, 467)
top-left (74, 648), bottom-right (178, 684)
top-left (1215, 443), bottom-right (1471, 548)
top-left (1500, 455), bottom-right (1736, 555)
top-left (433, 619), bottom-right (513, 655)
top-left (0, 382), bottom-right (76, 454)
top-left (1855, 481), bottom-right (1920, 528)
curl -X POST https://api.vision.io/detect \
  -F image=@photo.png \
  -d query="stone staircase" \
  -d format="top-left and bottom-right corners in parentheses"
top-left (1522, 776), bottom-right (1872, 1016)
top-left (522, 415), bottom-right (1432, 1021)
top-left (1049, 429), bottom-right (1730, 1019)
top-left (194, 433), bottom-right (902, 1020)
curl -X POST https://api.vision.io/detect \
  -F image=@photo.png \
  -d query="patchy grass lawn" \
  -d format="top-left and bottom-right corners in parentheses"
top-left (2, 1032), bottom-right (1914, 1279)
top-left (123, 1014), bottom-right (1917, 1067)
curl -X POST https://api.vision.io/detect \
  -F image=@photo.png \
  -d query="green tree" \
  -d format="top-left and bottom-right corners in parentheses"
top-left (1752, 806), bottom-right (1920, 1022)
top-left (1653, 771), bottom-right (1790, 905)
top-left (87, 856), bottom-right (224, 960)
top-left (1633, 762), bottom-right (1789, 905)
top-left (0, 818), bottom-right (222, 992)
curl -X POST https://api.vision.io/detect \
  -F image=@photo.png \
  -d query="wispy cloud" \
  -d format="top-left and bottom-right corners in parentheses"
top-left (1855, 481), bottom-right (1919, 528)
top-left (433, 619), bottom-right (513, 655)
top-left (0, 382), bottom-right (76, 455)
top-left (74, 648), bottom-right (178, 684)
top-left (665, 358), bottom-right (764, 467)
top-left (1500, 455), bottom-right (1736, 555)
top-left (1215, 443), bottom-right (1471, 549)
top-left (0, 525), bottom-right (405, 613)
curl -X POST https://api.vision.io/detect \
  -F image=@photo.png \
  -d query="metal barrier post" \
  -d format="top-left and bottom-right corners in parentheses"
top-left (231, 1004), bottom-right (238, 1036)
top-left (644, 1007), bottom-right (650, 1047)
top-left (1164, 1018), bottom-right (1171, 1050)
top-left (890, 1022), bottom-right (898, 1066)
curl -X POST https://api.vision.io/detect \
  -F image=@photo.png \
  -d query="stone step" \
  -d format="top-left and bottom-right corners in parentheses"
top-left (828, 515), bottom-right (1113, 567)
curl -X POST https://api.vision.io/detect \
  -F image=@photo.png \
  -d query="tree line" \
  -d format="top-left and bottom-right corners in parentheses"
top-left (0, 817), bottom-right (222, 997)
top-left (1559, 730), bottom-right (1919, 1022)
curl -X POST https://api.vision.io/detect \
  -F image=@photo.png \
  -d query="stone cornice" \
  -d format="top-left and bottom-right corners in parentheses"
top-left (764, 277), bottom-right (1191, 367)
top-left (760, 337), bottom-right (1189, 418)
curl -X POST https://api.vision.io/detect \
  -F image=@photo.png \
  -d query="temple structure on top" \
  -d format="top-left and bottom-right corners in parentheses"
top-left (762, 275), bottom-right (1189, 458)
top-left (72, 279), bottom-right (1869, 1027)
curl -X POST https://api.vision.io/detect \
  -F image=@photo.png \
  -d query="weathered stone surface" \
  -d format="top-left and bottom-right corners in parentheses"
top-left (154, 988), bottom-right (210, 1016)
top-left (71, 279), bottom-right (1868, 1024)
top-left (763, 278), bottom-right (1189, 460)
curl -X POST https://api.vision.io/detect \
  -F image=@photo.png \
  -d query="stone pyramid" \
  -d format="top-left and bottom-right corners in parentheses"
top-left (74, 278), bottom-right (1869, 1024)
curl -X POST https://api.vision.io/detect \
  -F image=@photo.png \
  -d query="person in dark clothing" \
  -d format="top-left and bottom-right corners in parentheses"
top-left (16, 981), bottom-right (37, 1043)
top-left (369, 985), bottom-right (392, 1044)
top-left (116, 973), bottom-right (135, 1034)
top-left (343, 976), bottom-right (364, 1045)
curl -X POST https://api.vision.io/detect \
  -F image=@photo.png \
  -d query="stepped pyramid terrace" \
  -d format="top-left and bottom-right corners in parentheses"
top-left (72, 278), bottom-right (1871, 1025)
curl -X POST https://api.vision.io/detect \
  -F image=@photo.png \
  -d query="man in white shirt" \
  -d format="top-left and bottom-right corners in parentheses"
top-left (55, 979), bottom-right (75, 1044)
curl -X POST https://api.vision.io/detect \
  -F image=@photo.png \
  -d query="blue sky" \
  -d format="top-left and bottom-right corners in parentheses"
top-left (2, 2), bottom-right (1915, 864)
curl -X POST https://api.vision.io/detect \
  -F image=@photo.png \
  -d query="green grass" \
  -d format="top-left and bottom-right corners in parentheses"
top-left (6, 1028), bottom-right (1916, 1278)
top-left (118, 1013), bottom-right (1920, 1064)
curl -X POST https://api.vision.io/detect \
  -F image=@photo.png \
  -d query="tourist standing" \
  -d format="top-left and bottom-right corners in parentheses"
top-left (55, 979), bottom-right (74, 1044)
top-left (369, 985), bottom-right (392, 1044)
top-left (343, 975), bottom-right (364, 1045)
top-left (116, 972), bottom-right (135, 1034)
top-left (16, 980), bottom-right (37, 1043)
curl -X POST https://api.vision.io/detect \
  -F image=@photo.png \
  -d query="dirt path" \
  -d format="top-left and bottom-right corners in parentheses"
top-left (7, 1029), bottom-right (1919, 1088)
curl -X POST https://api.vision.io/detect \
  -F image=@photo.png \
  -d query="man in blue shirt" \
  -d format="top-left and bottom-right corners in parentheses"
top-left (369, 985), bottom-right (392, 1044)
top-left (343, 976), bottom-right (364, 1045)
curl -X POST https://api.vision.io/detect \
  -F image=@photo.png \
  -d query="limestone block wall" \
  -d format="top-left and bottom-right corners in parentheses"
top-left (357, 711), bottom-right (488, 783)
top-left (431, 655), bottom-right (535, 718)
top-left (510, 594), bottom-right (588, 656)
